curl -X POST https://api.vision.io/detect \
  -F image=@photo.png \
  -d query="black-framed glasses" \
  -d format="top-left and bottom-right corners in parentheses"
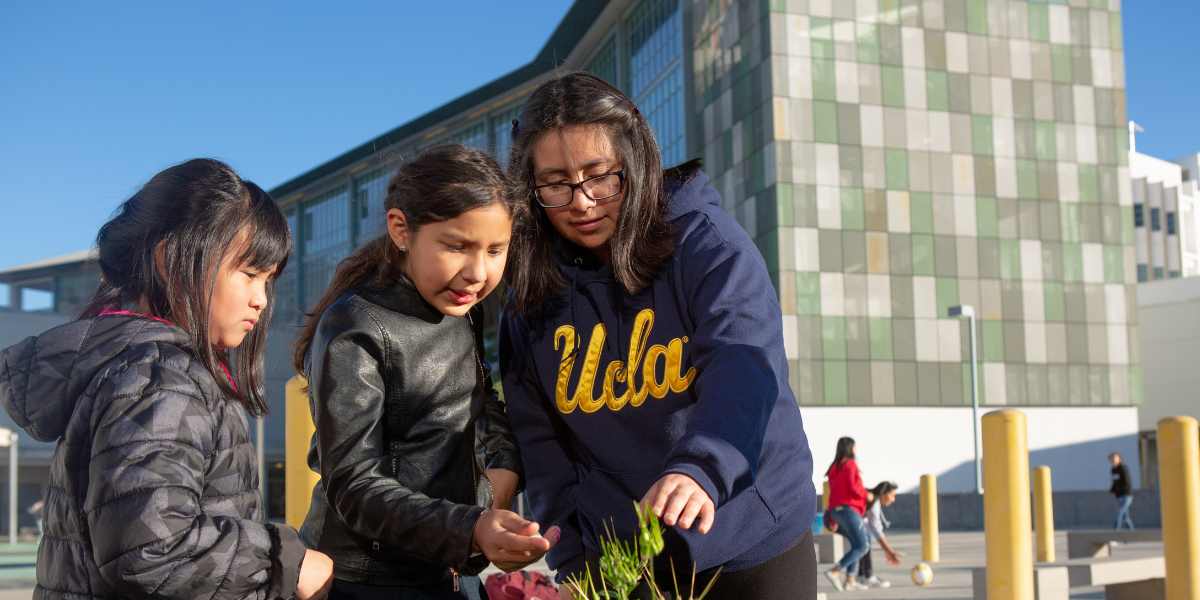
top-left (533, 170), bottom-right (625, 208)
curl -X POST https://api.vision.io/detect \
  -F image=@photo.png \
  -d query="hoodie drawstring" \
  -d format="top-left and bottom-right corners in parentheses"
top-left (564, 259), bottom-right (583, 362)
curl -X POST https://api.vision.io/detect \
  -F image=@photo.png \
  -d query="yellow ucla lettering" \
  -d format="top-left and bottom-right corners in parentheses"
top-left (554, 324), bottom-right (607, 414)
top-left (554, 309), bottom-right (697, 415)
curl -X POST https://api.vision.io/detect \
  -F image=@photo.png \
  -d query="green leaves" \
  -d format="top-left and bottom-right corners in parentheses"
top-left (564, 502), bottom-right (712, 600)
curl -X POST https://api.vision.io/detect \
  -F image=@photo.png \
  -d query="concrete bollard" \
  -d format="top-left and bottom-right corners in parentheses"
top-left (982, 409), bottom-right (1034, 600)
top-left (1158, 416), bottom-right (1200, 600)
top-left (1032, 466), bottom-right (1055, 563)
top-left (921, 474), bottom-right (939, 562)
top-left (285, 375), bottom-right (320, 530)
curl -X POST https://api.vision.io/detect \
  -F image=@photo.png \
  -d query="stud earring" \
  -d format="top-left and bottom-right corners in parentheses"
top-left (398, 244), bottom-right (408, 251)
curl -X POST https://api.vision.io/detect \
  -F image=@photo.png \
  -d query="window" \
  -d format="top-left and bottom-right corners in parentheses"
top-left (1137, 264), bottom-right (1148, 282)
top-left (1151, 207), bottom-right (1161, 231)
top-left (273, 210), bottom-right (299, 327)
top-left (492, 107), bottom-right (521, 167)
top-left (1184, 170), bottom-right (1191, 182)
top-left (355, 170), bottom-right (389, 243)
top-left (1154, 267), bottom-right (1164, 280)
top-left (1167, 212), bottom-right (1178, 235)
top-left (1171, 270), bottom-right (1181, 278)
top-left (626, 0), bottom-right (685, 167)
top-left (586, 34), bottom-right (618, 87)
top-left (301, 187), bottom-right (352, 310)
top-left (1134, 204), bottom-right (1144, 227)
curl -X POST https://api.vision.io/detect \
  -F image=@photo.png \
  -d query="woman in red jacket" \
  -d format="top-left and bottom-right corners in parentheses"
top-left (824, 437), bottom-right (871, 592)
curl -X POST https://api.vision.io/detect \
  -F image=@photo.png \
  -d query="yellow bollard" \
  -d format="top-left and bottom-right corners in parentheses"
top-left (823, 480), bottom-right (832, 532)
top-left (920, 474), bottom-right (940, 562)
top-left (1032, 466), bottom-right (1055, 563)
top-left (983, 409), bottom-right (1034, 600)
top-left (285, 375), bottom-right (320, 530)
top-left (1158, 416), bottom-right (1200, 600)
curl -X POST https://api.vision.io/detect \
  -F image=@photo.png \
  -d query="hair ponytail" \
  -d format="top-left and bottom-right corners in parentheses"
top-left (291, 144), bottom-right (517, 374)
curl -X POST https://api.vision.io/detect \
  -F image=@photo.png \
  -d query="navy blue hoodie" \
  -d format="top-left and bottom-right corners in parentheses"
top-left (500, 170), bottom-right (816, 582)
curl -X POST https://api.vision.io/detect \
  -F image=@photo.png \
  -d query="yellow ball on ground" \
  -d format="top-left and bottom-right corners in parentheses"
top-left (911, 562), bottom-right (933, 586)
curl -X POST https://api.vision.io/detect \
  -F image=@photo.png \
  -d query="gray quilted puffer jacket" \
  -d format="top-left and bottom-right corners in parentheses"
top-left (0, 314), bottom-right (306, 599)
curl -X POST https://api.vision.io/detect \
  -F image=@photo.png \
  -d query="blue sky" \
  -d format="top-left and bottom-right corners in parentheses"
top-left (0, 1), bottom-right (1196, 277)
top-left (0, 1), bottom-right (573, 274)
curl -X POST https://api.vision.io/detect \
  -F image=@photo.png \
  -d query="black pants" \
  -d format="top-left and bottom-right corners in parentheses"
top-left (857, 547), bottom-right (873, 579)
top-left (583, 528), bottom-right (817, 600)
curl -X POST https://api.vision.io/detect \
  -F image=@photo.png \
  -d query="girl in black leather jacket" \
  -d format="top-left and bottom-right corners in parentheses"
top-left (292, 145), bottom-right (557, 600)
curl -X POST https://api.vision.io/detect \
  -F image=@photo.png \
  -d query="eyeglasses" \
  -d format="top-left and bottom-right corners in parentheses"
top-left (533, 170), bottom-right (625, 208)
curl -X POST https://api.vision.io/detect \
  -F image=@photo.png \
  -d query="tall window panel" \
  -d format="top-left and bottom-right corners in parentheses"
top-left (273, 210), bottom-right (299, 327)
top-left (586, 34), bottom-right (618, 87)
top-left (627, 0), bottom-right (680, 96)
top-left (451, 122), bottom-right (489, 149)
top-left (492, 107), bottom-right (521, 167)
top-left (626, 0), bottom-right (685, 167)
top-left (301, 187), bottom-right (351, 310)
top-left (355, 169), bottom-right (389, 243)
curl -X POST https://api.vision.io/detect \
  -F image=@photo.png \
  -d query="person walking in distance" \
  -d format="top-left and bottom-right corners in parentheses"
top-left (823, 438), bottom-right (871, 592)
top-left (1110, 452), bottom-right (1134, 530)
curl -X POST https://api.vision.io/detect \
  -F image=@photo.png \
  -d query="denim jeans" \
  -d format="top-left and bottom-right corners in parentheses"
top-left (1113, 494), bottom-right (1134, 530)
top-left (829, 505), bottom-right (870, 577)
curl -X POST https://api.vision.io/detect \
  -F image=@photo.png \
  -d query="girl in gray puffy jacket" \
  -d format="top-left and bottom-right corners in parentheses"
top-left (0, 159), bottom-right (333, 600)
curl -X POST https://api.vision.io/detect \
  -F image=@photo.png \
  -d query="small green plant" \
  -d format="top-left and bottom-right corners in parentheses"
top-left (564, 502), bottom-right (719, 600)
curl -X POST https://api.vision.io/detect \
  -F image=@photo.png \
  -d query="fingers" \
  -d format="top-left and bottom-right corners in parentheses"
top-left (494, 510), bottom-right (538, 534)
top-left (697, 499), bottom-right (715, 534)
top-left (641, 479), bottom-right (669, 518)
top-left (662, 486), bottom-right (691, 527)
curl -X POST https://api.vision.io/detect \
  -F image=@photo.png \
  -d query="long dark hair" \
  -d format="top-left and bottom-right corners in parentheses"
top-left (292, 144), bottom-right (514, 373)
top-left (866, 481), bottom-right (898, 509)
top-left (825, 436), bottom-right (857, 477)
top-left (80, 158), bottom-right (291, 416)
top-left (505, 71), bottom-right (694, 315)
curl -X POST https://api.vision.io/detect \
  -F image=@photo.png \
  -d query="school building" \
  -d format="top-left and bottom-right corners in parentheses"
top-left (0, 0), bottom-right (1147, 521)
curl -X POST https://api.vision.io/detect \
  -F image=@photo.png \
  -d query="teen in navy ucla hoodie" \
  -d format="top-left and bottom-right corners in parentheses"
top-left (500, 72), bottom-right (816, 600)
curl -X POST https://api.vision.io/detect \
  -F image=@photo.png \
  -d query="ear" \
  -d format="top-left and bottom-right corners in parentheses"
top-left (387, 208), bottom-right (411, 251)
top-left (155, 241), bottom-right (169, 283)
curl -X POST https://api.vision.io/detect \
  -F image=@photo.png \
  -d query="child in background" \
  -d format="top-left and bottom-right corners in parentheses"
top-left (293, 145), bottom-right (554, 600)
top-left (856, 481), bottom-right (903, 589)
top-left (0, 159), bottom-right (332, 600)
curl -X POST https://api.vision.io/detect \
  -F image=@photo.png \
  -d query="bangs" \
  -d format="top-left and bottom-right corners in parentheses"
top-left (234, 182), bottom-right (292, 275)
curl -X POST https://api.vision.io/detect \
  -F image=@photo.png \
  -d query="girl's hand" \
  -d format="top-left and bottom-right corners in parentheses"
top-left (884, 547), bottom-right (903, 566)
top-left (295, 549), bottom-right (334, 600)
top-left (485, 468), bottom-right (519, 511)
top-left (640, 474), bottom-right (715, 534)
top-left (472, 509), bottom-right (558, 572)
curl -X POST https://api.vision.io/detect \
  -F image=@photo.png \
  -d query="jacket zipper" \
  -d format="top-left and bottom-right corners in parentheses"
top-left (451, 568), bottom-right (460, 591)
top-left (467, 313), bottom-right (485, 504)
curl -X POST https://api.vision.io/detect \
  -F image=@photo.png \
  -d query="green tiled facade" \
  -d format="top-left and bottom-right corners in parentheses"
top-left (688, 0), bottom-right (1138, 407)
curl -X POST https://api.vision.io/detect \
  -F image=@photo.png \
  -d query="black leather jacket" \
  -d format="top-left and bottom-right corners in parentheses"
top-left (298, 274), bottom-right (523, 586)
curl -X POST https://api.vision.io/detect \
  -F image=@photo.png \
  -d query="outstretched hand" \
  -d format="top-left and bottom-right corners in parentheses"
top-left (640, 474), bottom-right (715, 534)
top-left (472, 509), bottom-right (559, 572)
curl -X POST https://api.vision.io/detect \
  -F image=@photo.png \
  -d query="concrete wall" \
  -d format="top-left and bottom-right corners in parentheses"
top-left (875, 488), bottom-right (1161, 531)
top-left (803, 406), bottom-right (1141, 494)
top-left (1137, 277), bottom-right (1200, 431)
